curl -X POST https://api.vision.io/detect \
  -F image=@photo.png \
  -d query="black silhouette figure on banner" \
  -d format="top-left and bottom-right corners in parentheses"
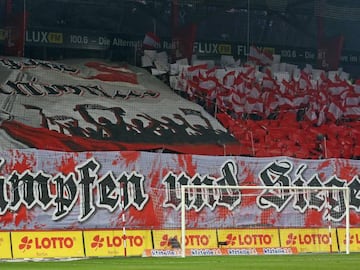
top-left (22, 103), bottom-right (237, 145)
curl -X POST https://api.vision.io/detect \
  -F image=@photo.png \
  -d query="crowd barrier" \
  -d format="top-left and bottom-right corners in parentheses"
top-left (0, 228), bottom-right (359, 259)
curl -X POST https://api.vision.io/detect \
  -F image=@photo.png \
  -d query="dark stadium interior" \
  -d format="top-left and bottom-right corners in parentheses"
top-left (2, 0), bottom-right (360, 72)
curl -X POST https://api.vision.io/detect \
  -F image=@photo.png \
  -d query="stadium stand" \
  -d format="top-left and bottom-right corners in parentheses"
top-left (1, 0), bottom-right (360, 260)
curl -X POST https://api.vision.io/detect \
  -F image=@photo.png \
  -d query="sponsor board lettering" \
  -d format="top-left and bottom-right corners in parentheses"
top-left (12, 231), bottom-right (84, 259)
top-left (343, 233), bottom-right (360, 245)
top-left (280, 229), bottom-right (334, 253)
top-left (238, 234), bottom-right (272, 245)
top-left (193, 42), bottom-right (216, 54)
top-left (286, 233), bottom-right (330, 245)
top-left (91, 235), bottom-right (143, 249)
top-left (236, 45), bottom-right (248, 56)
top-left (112, 38), bottom-right (142, 48)
top-left (151, 249), bottom-right (181, 257)
top-left (190, 249), bottom-right (221, 256)
top-left (145, 247), bottom-right (296, 257)
top-left (225, 233), bottom-right (274, 247)
top-left (26, 31), bottom-right (63, 44)
top-left (263, 247), bottom-right (293, 255)
top-left (228, 248), bottom-right (257, 255)
top-left (160, 234), bottom-right (210, 247)
top-left (18, 236), bottom-right (74, 251)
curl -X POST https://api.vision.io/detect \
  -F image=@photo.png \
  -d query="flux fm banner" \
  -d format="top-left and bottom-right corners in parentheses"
top-left (0, 149), bottom-right (359, 230)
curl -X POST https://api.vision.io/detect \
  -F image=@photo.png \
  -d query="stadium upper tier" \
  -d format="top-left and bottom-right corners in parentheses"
top-left (0, 56), bottom-right (359, 159)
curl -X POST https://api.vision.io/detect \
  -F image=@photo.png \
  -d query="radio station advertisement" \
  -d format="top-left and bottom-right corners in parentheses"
top-left (217, 229), bottom-right (280, 249)
top-left (25, 30), bottom-right (64, 46)
top-left (279, 228), bottom-right (337, 253)
top-left (0, 232), bottom-right (12, 259)
top-left (1, 26), bottom-right (359, 68)
top-left (11, 231), bottom-right (84, 259)
top-left (152, 229), bottom-right (218, 249)
top-left (83, 230), bottom-right (152, 257)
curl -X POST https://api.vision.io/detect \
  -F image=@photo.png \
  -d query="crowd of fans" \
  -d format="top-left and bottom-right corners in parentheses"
top-left (151, 53), bottom-right (360, 159)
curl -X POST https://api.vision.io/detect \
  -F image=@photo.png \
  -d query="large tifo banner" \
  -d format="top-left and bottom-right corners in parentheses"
top-left (0, 57), bottom-right (240, 155)
top-left (0, 149), bottom-right (359, 230)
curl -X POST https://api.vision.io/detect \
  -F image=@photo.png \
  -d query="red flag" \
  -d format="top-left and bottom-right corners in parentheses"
top-left (317, 35), bottom-right (344, 70)
top-left (4, 8), bottom-right (27, 57)
top-left (173, 24), bottom-right (197, 62)
top-left (143, 32), bottom-right (161, 50)
top-left (326, 101), bottom-right (344, 122)
top-left (223, 70), bottom-right (236, 86)
top-left (248, 46), bottom-right (273, 66)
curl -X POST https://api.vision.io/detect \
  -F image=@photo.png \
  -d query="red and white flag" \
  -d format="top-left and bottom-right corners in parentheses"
top-left (143, 32), bottom-right (161, 49)
top-left (326, 101), bottom-right (344, 122)
top-left (248, 46), bottom-right (273, 66)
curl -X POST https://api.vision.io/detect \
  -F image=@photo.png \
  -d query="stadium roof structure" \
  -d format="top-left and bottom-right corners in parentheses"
top-left (15, 0), bottom-right (360, 33)
top-left (2, 0), bottom-right (351, 55)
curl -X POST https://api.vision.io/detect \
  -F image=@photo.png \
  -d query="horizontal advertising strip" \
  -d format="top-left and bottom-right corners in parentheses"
top-left (4, 227), bottom-right (359, 259)
top-left (0, 232), bottom-right (12, 259)
top-left (11, 231), bottom-right (84, 259)
top-left (83, 230), bottom-right (152, 257)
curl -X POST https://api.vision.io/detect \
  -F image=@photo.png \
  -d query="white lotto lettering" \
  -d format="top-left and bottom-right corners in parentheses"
top-left (106, 235), bottom-right (143, 247)
top-left (238, 234), bottom-right (272, 245)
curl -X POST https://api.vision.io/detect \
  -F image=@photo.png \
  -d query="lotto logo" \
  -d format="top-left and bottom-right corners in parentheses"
top-left (343, 234), bottom-right (360, 244)
top-left (18, 236), bottom-right (74, 251)
top-left (90, 234), bottom-right (143, 249)
top-left (286, 233), bottom-right (330, 245)
top-left (225, 233), bottom-right (272, 246)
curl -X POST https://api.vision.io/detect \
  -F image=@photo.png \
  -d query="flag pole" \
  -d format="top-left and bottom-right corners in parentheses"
top-left (249, 130), bottom-right (255, 156)
top-left (247, 0), bottom-right (250, 61)
top-left (22, 0), bottom-right (26, 57)
top-left (323, 136), bottom-right (328, 159)
top-left (120, 182), bottom-right (127, 257)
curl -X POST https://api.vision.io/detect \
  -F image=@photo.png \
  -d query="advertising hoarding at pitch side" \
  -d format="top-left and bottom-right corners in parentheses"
top-left (83, 230), bottom-right (152, 257)
top-left (11, 231), bottom-right (84, 259)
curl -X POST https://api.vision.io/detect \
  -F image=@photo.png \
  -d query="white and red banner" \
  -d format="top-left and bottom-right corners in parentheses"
top-left (0, 149), bottom-right (359, 230)
top-left (0, 57), bottom-right (240, 155)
